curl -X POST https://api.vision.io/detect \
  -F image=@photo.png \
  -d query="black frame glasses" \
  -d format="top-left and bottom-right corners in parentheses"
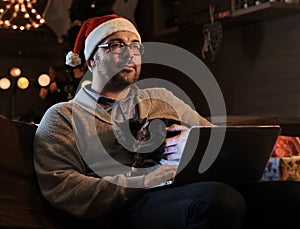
top-left (98, 41), bottom-right (144, 55)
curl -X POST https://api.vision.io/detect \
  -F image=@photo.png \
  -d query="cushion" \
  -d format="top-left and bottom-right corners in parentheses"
top-left (272, 136), bottom-right (300, 157)
top-left (262, 156), bottom-right (300, 181)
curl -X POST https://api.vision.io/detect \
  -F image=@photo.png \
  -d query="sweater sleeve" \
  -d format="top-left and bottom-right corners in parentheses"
top-left (33, 104), bottom-right (144, 219)
top-left (145, 88), bottom-right (213, 127)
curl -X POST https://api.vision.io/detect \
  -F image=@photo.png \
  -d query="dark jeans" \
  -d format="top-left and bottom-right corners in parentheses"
top-left (111, 182), bottom-right (246, 229)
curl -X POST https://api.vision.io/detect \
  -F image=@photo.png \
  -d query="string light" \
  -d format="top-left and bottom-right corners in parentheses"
top-left (17, 76), bottom-right (29, 89)
top-left (9, 67), bottom-right (21, 77)
top-left (0, 77), bottom-right (11, 90)
top-left (0, 0), bottom-right (48, 30)
top-left (37, 73), bottom-right (50, 87)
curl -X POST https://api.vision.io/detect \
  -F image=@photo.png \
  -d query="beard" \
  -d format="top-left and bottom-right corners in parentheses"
top-left (113, 69), bottom-right (139, 85)
top-left (99, 56), bottom-right (141, 92)
top-left (103, 69), bottom-right (140, 92)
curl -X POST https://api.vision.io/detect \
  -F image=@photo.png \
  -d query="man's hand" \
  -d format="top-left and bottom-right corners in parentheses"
top-left (144, 164), bottom-right (178, 188)
top-left (164, 124), bottom-right (190, 160)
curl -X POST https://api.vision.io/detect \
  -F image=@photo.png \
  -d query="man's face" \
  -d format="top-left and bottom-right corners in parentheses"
top-left (92, 31), bottom-right (142, 89)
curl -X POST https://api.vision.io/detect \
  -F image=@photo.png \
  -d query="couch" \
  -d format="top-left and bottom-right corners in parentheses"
top-left (0, 115), bottom-right (102, 229)
top-left (0, 114), bottom-right (299, 228)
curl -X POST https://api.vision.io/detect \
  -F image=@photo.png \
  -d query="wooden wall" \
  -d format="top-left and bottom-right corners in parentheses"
top-left (140, 12), bottom-right (300, 118)
top-left (208, 14), bottom-right (300, 117)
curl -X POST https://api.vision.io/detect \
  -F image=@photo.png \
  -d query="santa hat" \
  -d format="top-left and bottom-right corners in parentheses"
top-left (65, 14), bottom-right (141, 67)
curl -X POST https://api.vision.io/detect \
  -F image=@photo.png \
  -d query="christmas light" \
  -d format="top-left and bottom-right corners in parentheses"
top-left (10, 67), bottom-right (21, 77)
top-left (0, 77), bottom-right (11, 90)
top-left (37, 73), bottom-right (50, 87)
top-left (17, 76), bottom-right (29, 89)
top-left (0, 0), bottom-right (49, 30)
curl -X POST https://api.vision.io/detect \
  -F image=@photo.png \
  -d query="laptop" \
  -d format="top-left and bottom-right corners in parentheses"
top-left (148, 125), bottom-right (281, 189)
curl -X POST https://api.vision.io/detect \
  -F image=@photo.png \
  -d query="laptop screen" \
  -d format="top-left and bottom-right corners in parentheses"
top-left (173, 125), bottom-right (281, 185)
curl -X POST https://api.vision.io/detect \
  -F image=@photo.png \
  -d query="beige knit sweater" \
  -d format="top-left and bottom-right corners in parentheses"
top-left (33, 86), bottom-right (212, 219)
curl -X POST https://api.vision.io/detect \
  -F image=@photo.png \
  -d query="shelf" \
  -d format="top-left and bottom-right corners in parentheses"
top-left (145, 0), bottom-right (300, 39)
top-left (178, 1), bottom-right (300, 31)
top-left (232, 2), bottom-right (300, 20)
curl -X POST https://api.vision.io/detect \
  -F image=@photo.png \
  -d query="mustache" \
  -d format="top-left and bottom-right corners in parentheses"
top-left (117, 62), bottom-right (137, 70)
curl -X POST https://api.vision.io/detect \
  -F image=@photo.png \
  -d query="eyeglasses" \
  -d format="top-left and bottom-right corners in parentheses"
top-left (98, 41), bottom-right (144, 55)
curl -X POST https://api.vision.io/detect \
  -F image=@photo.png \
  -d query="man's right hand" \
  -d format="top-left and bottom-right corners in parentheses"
top-left (144, 164), bottom-right (178, 188)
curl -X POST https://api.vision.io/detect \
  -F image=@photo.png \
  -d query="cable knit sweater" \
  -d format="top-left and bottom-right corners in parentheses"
top-left (33, 86), bottom-right (212, 219)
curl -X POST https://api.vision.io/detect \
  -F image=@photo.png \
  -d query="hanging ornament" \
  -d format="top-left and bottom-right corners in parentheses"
top-left (201, 5), bottom-right (223, 61)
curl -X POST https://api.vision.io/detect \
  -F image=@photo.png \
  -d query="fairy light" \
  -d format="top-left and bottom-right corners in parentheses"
top-left (37, 73), bottom-right (50, 87)
top-left (10, 67), bottom-right (22, 77)
top-left (17, 76), bottom-right (30, 90)
top-left (0, 77), bottom-right (11, 90)
top-left (0, 0), bottom-right (49, 31)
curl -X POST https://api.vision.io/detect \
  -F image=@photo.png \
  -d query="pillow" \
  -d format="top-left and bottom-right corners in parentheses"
top-left (272, 136), bottom-right (300, 157)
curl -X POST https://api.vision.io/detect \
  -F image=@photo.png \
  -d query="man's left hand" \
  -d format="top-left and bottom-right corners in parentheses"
top-left (164, 124), bottom-right (190, 160)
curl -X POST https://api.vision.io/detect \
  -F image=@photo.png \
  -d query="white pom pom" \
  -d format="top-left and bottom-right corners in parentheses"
top-left (65, 51), bottom-right (81, 67)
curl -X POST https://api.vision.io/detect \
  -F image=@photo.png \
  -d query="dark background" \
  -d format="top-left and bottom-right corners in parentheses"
top-left (0, 0), bottom-right (299, 121)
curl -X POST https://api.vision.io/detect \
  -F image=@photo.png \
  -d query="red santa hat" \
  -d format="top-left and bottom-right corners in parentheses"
top-left (65, 14), bottom-right (141, 67)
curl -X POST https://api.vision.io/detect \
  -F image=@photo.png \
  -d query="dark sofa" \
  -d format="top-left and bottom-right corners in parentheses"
top-left (0, 115), bottom-right (102, 229)
top-left (1, 114), bottom-right (300, 228)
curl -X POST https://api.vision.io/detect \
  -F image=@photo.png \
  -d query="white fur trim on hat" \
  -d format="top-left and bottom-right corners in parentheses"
top-left (65, 51), bottom-right (81, 67)
top-left (84, 17), bottom-right (141, 61)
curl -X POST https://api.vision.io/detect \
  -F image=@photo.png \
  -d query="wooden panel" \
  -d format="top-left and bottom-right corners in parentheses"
top-left (178, 0), bottom-right (232, 29)
top-left (152, 12), bottom-right (300, 118)
top-left (209, 14), bottom-right (300, 117)
top-left (232, 1), bottom-right (300, 19)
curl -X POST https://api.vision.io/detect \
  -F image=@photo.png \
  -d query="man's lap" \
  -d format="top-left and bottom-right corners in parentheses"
top-left (110, 182), bottom-right (245, 229)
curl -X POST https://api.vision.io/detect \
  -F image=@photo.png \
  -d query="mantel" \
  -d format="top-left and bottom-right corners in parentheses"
top-left (232, 1), bottom-right (300, 20)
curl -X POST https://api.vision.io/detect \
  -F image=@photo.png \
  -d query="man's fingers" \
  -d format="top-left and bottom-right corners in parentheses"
top-left (166, 124), bottom-right (189, 132)
top-left (165, 153), bottom-right (180, 161)
top-left (155, 164), bottom-right (177, 182)
top-left (144, 164), bottom-right (178, 188)
top-left (165, 135), bottom-right (179, 147)
top-left (161, 164), bottom-right (177, 178)
top-left (164, 145), bottom-right (177, 154)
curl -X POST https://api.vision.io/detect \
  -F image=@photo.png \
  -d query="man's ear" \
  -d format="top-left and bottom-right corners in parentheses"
top-left (88, 59), bottom-right (95, 68)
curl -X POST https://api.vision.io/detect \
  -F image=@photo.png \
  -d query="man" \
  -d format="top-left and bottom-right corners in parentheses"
top-left (34, 14), bottom-right (245, 228)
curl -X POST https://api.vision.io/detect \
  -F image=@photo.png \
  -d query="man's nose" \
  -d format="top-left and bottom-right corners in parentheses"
top-left (122, 46), bottom-right (134, 58)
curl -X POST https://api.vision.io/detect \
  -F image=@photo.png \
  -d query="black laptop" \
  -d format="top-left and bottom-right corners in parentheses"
top-left (148, 125), bottom-right (281, 189)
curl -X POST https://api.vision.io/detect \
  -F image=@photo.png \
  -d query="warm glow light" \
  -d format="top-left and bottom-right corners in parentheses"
top-left (0, 0), bottom-right (48, 30)
top-left (10, 67), bottom-right (21, 77)
top-left (17, 77), bottom-right (29, 89)
top-left (0, 77), bottom-right (11, 90)
top-left (38, 73), bottom-right (50, 87)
